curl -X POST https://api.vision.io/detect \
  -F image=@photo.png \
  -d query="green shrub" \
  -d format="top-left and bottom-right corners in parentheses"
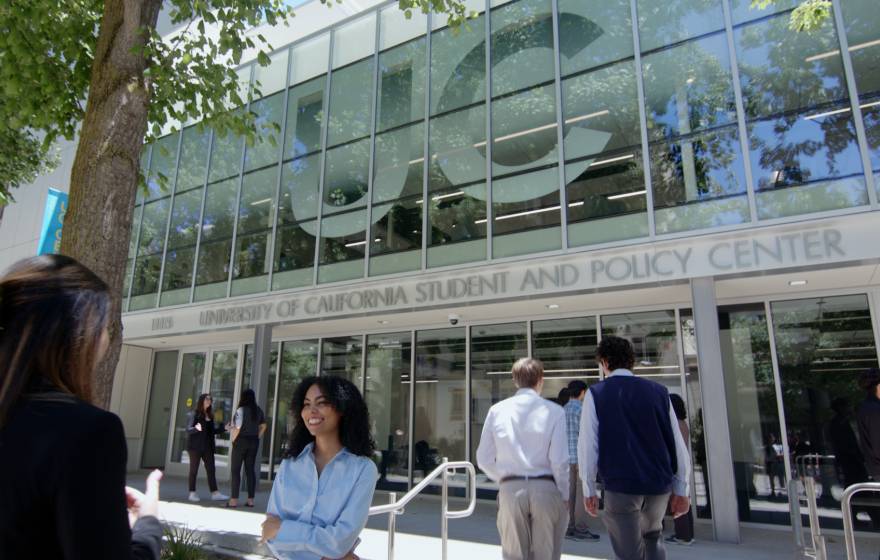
top-left (161, 525), bottom-right (207, 560)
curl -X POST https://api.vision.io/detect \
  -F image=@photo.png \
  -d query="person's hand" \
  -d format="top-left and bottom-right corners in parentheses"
top-left (584, 496), bottom-right (600, 517)
top-left (125, 469), bottom-right (162, 527)
top-left (262, 514), bottom-right (281, 542)
top-left (194, 422), bottom-right (202, 432)
top-left (670, 494), bottom-right (690, 518)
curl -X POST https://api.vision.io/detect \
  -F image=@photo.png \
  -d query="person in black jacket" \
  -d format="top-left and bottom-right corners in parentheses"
top-left (0, 254), bottom-right (163, 559)
top-left (857, 368), bottom-right (880, 480)
top-left (186, 393), bottom-right (229, 502)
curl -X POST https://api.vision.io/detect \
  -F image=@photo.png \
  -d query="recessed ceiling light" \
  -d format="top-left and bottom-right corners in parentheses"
top-left (546, 304), bottom-right (560, 310)
top-left (377, 320), bottom-right (390, 325)
top-left (789, 280), bottom-right (808, 287)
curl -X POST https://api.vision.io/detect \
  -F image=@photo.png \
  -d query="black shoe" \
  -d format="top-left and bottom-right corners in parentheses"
top-left (569, 529), bottom-right (600, 542)
top-left (665, 535), bottom-right (693, 546)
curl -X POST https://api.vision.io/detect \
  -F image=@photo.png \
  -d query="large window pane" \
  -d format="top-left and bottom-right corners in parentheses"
top-left (272, 221), bottom-right (317, 290)
top-left (558, 0), bottom-right (633, 76)
top-left (244, 92), bottom-right (285, 171)
top-left (279, 154), bottom-right (321, 224)
top-left (380, 3), bottom-right (427, 50)
top-left (750, 110), bottom-right (867, 219)
top-left (413, 327), bottom-right (467, 492)
top-left (171, 353), bottom-right (206, 464)
top-left (378, 38), bottom-right (426, 132)
top-left (531, 316), bottom-right (601, 447)
top-left (254, 48), bottom-right (289, 97)
top-left (373, 123), bottom-right (424, 204)
top-left (321, 336), bottom-right (363, 387)
top-left (772, 295), bottom-right (880, 530)
top-left (492, 167), bottom-right (561, 258)
top-left (491, 84), bottom-right (558, 176)
top-left (195, 177), bottom-right (238, 300)
top-left (137, 197), bottom-right (171, 256)
top-left (735, 14), bottom-right (849, 120)
top-left (323, 139), bottom-right (370, 213)
top-left (290, 33), bottom-right (330, 86)
top-left (470, 322), bottom-right (528, 496)
top-left (651, 126), bottom-right (749, 234)
top-left (318, 209), bottom-right (366, 283)
top-left (370, 197), bottom-right (422, 276)
top-left (427, 185), bottom-right (488, 268)
top-left (718, 303), bottom-right (787, 524)
top-left (283, 77), bottom-right (326, 160)
top-left (274, 341), bottom-right (319, 470)
top-left (236, 167), bottom-right (277, 235)
top-left (146, 133), bottom-right (180, 199)
top-left (161, 187), bottom-right (203, 306)
top-left (429, 105), bottom-right (487, 192)
top-left (491, 0), bottom-right (554, 97)
top-left (366, 332), bottom-right (412, 491)
top-left (177, 126), bottom-right (211, 191)
top-left (637, 0), bottom-right (725, 53)
top-left (209, 350), bottom-right (239, 466)
top-left (565, 152), bottom-right (649, 247)
top-left (326, 59), bottom-right (374, 147)
top-left (332, 13), bottom-right (376, 69)
top-left (562, 60), bottom-right (641, 161)
top-left (600, 310), bottom-right (681, 385)
top-left (130, 254), bottom-right (162, 311)
top-left (643, 33), bottom-right (735, 141)
top-left (208, 126), bottom-right (244, 183)
top-left (729, 0), bottom-right (797, 25)
top-left (430, 14), bottom-right (486, 115)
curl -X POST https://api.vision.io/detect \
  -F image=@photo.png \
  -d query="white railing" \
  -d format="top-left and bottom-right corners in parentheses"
top-left (841, 482), bottom-right (880, 560)
top-left (368, 459), bottom-right (477, 560)
top-left (792, 454), bottom-right (834, 560)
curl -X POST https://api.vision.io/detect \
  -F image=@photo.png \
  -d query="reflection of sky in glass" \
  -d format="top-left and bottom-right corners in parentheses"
top-left (749, 113), bottom-right (863, 190)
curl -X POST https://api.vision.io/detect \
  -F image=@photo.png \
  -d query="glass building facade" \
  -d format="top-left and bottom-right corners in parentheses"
top-left (125, 0), bottom-right (880, 312)
top-left (121, 0), bottom-right (880, 542)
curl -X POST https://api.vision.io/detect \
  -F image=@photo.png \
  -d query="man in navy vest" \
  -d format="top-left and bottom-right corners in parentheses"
top-left (577, 336), bottom-right (690, 560)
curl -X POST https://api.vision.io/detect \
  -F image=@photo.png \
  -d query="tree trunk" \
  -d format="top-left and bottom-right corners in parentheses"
top-left (61, 0), bottom-right (162, 409)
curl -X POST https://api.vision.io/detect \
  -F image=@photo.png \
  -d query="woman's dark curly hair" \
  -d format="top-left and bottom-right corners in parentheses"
top-left (286, 375), bottom-right (375, 459)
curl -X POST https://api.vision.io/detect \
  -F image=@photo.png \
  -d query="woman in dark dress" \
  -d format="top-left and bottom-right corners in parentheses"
top-left (0, 254), bottom-right (163, 559)
top-left (186, 393), bottom-right (229, 502)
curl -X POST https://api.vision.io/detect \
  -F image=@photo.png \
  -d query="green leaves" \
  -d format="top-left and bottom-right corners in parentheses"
top-left (750, 0), bottom-right (832, 32)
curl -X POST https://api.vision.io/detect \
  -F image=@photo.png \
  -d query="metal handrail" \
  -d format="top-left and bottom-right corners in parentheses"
top-left (368, 459), bottom-right (477, 560)
top-left (792, 453), bottom-right (834, 560)
top-left (841, 482), bottom-right (880, 560)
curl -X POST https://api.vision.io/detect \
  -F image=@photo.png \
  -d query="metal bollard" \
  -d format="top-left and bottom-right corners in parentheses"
top-left (387, 492), bottom-right (396, 560)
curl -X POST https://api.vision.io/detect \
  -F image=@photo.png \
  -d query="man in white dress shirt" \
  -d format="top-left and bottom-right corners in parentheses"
top-left (476, 357), bottom-right (569, 560)
top-left (577, 336), bottom-right (691, 560)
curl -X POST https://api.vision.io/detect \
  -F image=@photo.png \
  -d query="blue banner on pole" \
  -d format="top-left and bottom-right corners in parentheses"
top-left (38, 188), bottom-right (68, 255)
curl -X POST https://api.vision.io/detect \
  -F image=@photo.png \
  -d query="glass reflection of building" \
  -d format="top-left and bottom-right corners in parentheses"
top-left (123, 0), bottom-right (880, 542)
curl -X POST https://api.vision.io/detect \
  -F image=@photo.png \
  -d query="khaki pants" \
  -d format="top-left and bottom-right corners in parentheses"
top-left (567, 464), bottom-right (590, 532)
top-left (497, 478), bottom-right (567, 560)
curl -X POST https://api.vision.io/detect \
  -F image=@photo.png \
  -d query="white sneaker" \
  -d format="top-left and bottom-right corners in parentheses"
top-left (211, 491), bottom-right (229, 501)
top-left (188, 492), bottom-right (200, 502)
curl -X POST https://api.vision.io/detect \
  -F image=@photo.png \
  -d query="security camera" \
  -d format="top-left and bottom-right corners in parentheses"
top-left (448, 313), bottom-right (460, 326)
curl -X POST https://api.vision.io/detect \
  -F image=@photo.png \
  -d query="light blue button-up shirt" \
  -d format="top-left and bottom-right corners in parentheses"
top-left (266, 443), bottom-right (378, 560)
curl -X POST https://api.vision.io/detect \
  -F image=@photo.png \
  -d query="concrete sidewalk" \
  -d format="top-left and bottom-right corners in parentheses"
top-left (133, 472), bottom-right (880, 559)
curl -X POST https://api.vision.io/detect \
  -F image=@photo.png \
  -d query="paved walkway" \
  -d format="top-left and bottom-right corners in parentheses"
top-left (133, 472), bottom-right (880, 559)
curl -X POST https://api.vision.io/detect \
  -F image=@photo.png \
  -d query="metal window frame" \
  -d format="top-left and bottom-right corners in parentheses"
top-left (267, 47), bottom-right (296, 292)
top-left (550, 0), bottom-right (569, 249)
top-left (155, 131), bottom-right (185, 306)
top-left (226, 65), bottom-right (257, 298)
top-left (721, 0), bottom-right (759, 223)
top-left (484, 0), bottom-right (494, 260)
top-left (628, 0), bottom-right (657, 239)
top-left (830, 0), bottom-right (878, 207)
top-left (312, 32), bottom-right (336, 285)
top-left (763, 300), bottom-right (795, 493)
top-left (421, 13), bottom-right (432, 271)
top-left (188, 128), bottom-right (215, 305)
top-left (364, 15), bottom-right (383, 278)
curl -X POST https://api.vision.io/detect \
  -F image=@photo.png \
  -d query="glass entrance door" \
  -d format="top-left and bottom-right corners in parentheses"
top-left (170, 352), bottom-right (208, 465)
top-left (208, 349), bottom-right (241, 468)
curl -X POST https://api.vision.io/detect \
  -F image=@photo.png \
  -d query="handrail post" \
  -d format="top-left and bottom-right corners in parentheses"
top-left (387, 492), bottom-right (396, 560)
top-left (789, 478), bottom-right (805, 552)
top-left (441, 457), bottom-right (449, 560)
top-left (804, 476), bottom-right (827, 560)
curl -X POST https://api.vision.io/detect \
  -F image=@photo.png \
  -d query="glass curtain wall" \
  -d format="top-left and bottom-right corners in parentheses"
top-left (126, 0), bottom-right (879, 310)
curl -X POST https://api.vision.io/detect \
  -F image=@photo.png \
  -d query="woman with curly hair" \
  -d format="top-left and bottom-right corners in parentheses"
top-left (261, 376), bottom-right (377, 560)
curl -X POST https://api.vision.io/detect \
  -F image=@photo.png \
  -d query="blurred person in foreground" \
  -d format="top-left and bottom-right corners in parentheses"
top-left (0, 254), bottom-right (163, 559)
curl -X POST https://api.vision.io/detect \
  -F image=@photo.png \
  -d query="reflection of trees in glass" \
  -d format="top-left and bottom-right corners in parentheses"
top-left (637, 0), bottom-right (725, 52)
top-left (274, 223), bottom-right (317, 273)
top-left (378, 39), bottom-right (426, 131)
top-left (326, 60), bottom-right (374, 147)
top-left (491, 0), bottom-right (554, 97)
top-left (429, 189), bottom-right (487, 244)
top-left (324, 139), bottom-right (370, 208)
